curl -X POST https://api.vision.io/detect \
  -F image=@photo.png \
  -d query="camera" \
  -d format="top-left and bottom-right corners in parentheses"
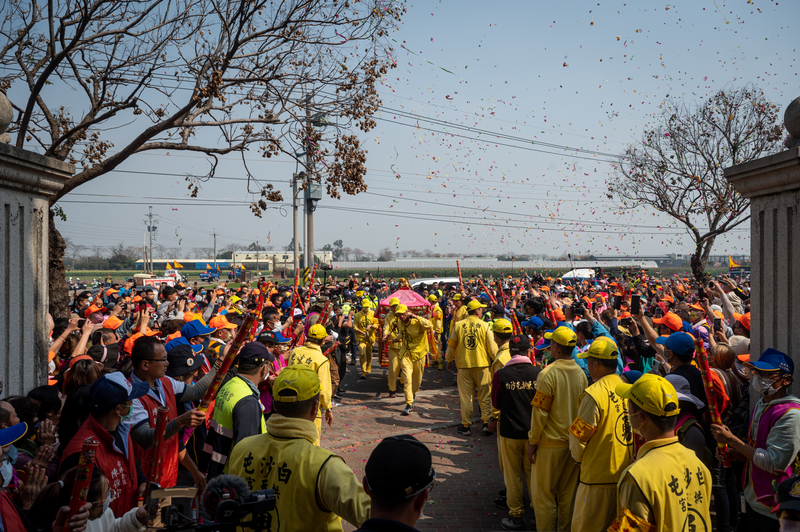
top-left (570, 300), bottom-right (584, 317)
top-left (159, 475), bottom-right (276, 532)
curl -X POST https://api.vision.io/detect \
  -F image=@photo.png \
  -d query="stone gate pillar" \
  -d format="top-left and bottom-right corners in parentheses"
top-left (0, 92), bottom-right (74, 396)
top-left (723, 97), bottom-right (800, 363)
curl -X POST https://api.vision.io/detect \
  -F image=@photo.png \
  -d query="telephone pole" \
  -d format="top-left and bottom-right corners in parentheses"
top-left (148, 207), bottom-right (153, 274)
top-left (212, 229), bottom-right (218, 270)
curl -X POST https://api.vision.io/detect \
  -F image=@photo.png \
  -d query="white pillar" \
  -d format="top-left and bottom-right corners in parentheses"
top-left (0, 141), bottom-right (73, 395)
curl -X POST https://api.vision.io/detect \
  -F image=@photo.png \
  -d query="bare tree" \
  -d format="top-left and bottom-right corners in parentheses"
top-left (154, 244), bottom-right (168, 259)
top-left (167, 247), bottom-right (183, 259)
top-left (377, 247), bottom-right (393, 262)
top-left (90, 244), bottom-right (106, 258)
top-left (607, 85), bottom-right (783, 281)
top-left (0, 0), bottom-right (403, 316)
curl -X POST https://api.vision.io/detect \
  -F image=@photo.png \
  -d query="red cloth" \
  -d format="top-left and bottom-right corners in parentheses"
top-left (0, 491), bottom-right (27, 532)
top-left (134, 377), bottom-right (179, 488)
top-left (60, 415), bottom-right (139, 516)
top-left (708, 369), bottom-right (730, 416)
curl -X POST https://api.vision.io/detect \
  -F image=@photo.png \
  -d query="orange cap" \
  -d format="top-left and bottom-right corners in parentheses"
top-left (739, 312), bottom-right (751, 331)
top-left (103, 316), bottom-right (124, 330)
top-left (553, 308), bottom-right (566, 322)
top-left (84, 304), bottom-right (106, 318)
top-left (209, 315), bottom-right (237, 330)
top-left (653, 312), bottom-right (683, 332)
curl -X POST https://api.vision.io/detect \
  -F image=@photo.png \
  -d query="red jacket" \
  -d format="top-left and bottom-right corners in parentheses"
top-left (60, 415), bottom-right (139, 516)
top-left (134, 377), bottom-right (179, 488)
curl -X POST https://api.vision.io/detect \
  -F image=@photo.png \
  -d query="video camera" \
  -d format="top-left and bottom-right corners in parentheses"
top-left (158, 475), bottom-right (276, 532)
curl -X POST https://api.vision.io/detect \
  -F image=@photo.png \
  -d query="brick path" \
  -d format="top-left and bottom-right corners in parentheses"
top-left (320, 354), bottom-right (531, 531)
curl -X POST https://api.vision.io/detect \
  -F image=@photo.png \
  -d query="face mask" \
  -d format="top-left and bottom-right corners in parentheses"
top-left (0, 458), bottom-right (13, 488)
top-left (751, 375), bottom-right (781, 397)
top-left (101, 495), bottom-right (112, 515)
top-left (630, 412), bottom-right (647, 436)
top-left (118, 406), bottom-right (132, 423)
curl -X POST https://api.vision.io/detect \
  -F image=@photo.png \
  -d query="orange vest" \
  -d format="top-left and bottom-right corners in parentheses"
top-left (134, 377), bottom-right (179, 488)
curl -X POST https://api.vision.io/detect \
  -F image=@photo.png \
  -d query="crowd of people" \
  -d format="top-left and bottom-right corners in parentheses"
top-left (1, 268), bottom-right (799, 532)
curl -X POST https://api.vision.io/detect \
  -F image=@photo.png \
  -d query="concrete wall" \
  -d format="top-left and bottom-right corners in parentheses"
top-left (724, 147), bottom-right (800, 360)
top-left (0, 143), bottom-right (72, 396)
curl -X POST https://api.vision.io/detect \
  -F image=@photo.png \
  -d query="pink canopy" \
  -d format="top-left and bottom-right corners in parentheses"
top-left (379, 288), bottom-right (431, 310)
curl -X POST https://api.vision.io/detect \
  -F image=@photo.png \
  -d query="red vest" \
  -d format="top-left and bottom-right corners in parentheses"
top-left (60, 414), bottom-right (139, 516)
top-left (0, 491), bottom-right (27, 532)
top-left (134, 377), bottom-right (180, 488)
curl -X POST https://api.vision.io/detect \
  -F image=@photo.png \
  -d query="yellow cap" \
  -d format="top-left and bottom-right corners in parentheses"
top-left (308, 324), bottom-right (327, 340)
top-left (577, 336), bottom-right (619, 360)
top-left (466, 300), bottom-right (487, 311)
top-left (361, 298), bottom-right (373, 308)
top-left (389, 297), bottom-right (400, 306)
top-left (395, 304), bottom-right (409, 314)
top-left (615, 373), bottom-right (680, 417)
top-left (543, 326), bottom-right (578, 348)
top-left (452, 294), bottom-right (463, 301)
top-left (427, 294), bottom-right (438, 302)
top-left (273, 364), bottom-right (321, 403)
top-left (492, 318), bottom-right (513, 334)
top-left (356, 291), bottom-right (364, 297)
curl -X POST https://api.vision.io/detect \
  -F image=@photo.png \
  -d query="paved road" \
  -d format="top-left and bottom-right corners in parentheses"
top-left (321, 354), bottom-right (531, 531)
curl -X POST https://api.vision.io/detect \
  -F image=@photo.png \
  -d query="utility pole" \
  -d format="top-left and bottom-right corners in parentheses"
top-left (304, 93), bottom-right (315, 269)
top-left (143, 231), bottom-right (147, 272)
top-left (212, 229), bottom-right (217, 270)
top-left (256, 240), bottom-right (260, 275)
top-left (292, 173), bottom-right (300, 272)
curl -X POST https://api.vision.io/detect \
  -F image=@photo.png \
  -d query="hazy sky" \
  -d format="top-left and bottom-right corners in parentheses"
top-left (44, 0), bottom-right (798, 258)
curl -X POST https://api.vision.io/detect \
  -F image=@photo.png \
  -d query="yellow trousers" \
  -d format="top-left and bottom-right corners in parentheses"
top-left (433, 332), bottom-right (442, 368)
top-left (400, 356), bottom-right (424, 406)
top-left (313, 416), bottom-right (321, 447)
top-left (387, 346), bottom-right (401, 392)
top-left (498, 435), bottom-right (532, 518)
top-left (456, 366), bottom-right (492, 427)
top-left (358, 341), bottom-right (373, 376)
top-left (530, 445), bottom-right (579, 532)
top-left (571, 483), bottom-right (617, 532)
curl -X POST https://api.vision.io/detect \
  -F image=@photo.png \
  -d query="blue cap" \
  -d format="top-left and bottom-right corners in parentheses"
top-left (747, 348), bottom-right (794, 374)
top-left (623, 370), bottom-right (644, 384)
top-left (655, 332), bottom-right (695, 357)
top-left (89, 372), bottom-right (149, 412)
top-left (0, 422), bottom-right (28, 447)
top-left (181, 319), bottom-right (216, 339)
top-left (537, 329), bottom-right (555, 350)
top-left (165, 335), bottom-right (203, 353)
top-left (274, 331), bottom-right (291, 344)
top-left (521, 316), bottom-right (544, 330)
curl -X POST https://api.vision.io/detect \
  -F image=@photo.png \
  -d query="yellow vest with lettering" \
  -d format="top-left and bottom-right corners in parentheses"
top-left (619, 437), bottom-right (712, 532)
top-left (430, 304), bottom-right (444, 333)
top-left (569, 373), bottom-right (632, 485)
top-left (449, 316), bottom-right (493, 368)
top-left (228, 430), bottom-right (341, 532)
top-left (354, 310), bottom-right (377, 343)
top-left (449, 304), bottom-right (468, 335)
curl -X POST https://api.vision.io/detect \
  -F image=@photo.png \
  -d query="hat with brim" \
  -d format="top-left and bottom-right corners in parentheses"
top-left (166, 344), bottom-right (203, 377)
top-left (273, 364), bottom-right (321, 403)
top-left (89, 372), bottom-right (150, 412)
top-left (665, 374), bottom-right (705, 410)
top-left (181, 319), bottom-right (217, 339)
top-left (616, 373), bottom-right (680, 417)
top-left (0, 422), bottom-right (28, 447)
top-left (771, 474), bottom-right (800, 514)
top-left (577, 336), bottom-right (618, 360)
top-left (466, 300), bottom-right (487, 312)
top-left (745, 348), bottom-right (794, 374)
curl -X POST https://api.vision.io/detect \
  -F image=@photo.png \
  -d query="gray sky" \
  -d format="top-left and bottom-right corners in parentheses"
top-left (41, 0), bottom-right (798, 258)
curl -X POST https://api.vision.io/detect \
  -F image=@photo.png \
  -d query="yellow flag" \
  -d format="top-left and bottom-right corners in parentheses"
top-left (240, 264), bottom-right (246, 270)
top-left (165, 262), bottom-right (173, 269)
top-left (728, 255), bottom-right (741, 268)
top-left (206, 263), bottom-right (212, 269)
top-left (174, 261), bottom-right (184, 269)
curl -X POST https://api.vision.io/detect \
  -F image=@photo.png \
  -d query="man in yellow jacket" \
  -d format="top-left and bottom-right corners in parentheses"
top-left (446, 300), bottom-right (498, 436)
top-left (428, 295), bottom-right (445, 369)
top-left (568, 337), bottom-right (633, 532)
top-left (354, 299), bottom-right (379, 379)
top-left (381, 297), bottom-right (403, 398)
top-left (612, 374), bottom-right (712, 532)
top-left (228, 365), bottom-right (370, 532)
top-left (394, 304), bottom-right (434, 416)
top-left (288, 324), bottom-right (334, 446)
top-left (448, 294), bottom-right (468, 338)
top-left (527, 326), bottom-right (587, 532)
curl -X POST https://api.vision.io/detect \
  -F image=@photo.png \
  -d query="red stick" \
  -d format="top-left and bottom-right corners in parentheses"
top-left (479, 279), bottom-right (497, 304)
top-left (456, 260), bottom-right (464, 290)
top-left (543, 297), bottom-right (558, 328)
top-left (287, 269), bottom-right (300, 318)
top-left (65, 438), bottom-right (99, 532)
top-left (247, 281), bottom-right (268, 342)
top-left (694, 337), bottom-right (731, 467)
top-left (147, 406), bottom-right (170, 485)
top-left (308, 263), bottom-right (318, 292)
top-left (198, 314), bottom-right (257, 413)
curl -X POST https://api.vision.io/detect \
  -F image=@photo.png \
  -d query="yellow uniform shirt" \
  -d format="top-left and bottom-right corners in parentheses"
top-left (449, 304), bottom-right (468, 335)
top-left (612, 436), bottom-right (712, 532)
top-left (528, 358), bottom-right (588, 447)
top-left (490, 344), bottom-right (512, 419)
top-left (288, 344), bottom-right (332, 412)
top-left (445, 315), bottom-right (498, 369)
top-left (354, 310), bottom-right (378, 343)
top-left (384, 310), bottom-right (401, 347)
top-left (568, 373), bottom-right (633, 485)
top-left (397, 315), bottom-right (433, 362)
top-left (430, 304), bottom-right (444, 334)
